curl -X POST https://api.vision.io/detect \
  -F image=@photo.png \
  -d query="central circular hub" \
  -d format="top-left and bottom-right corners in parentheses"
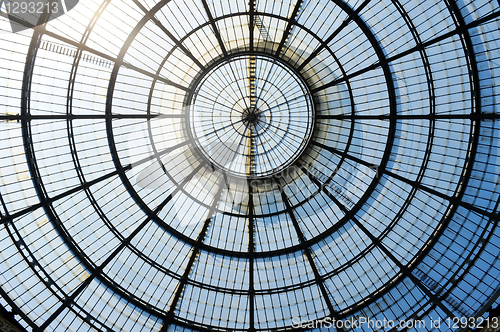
top-left (243, 108), bottom-right (260, 124)
top-left (188, 54), bottom-right (315, 178)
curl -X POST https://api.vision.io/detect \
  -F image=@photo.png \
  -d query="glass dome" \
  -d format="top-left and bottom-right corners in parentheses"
top-left (0, 0), bottom-right (500, 331)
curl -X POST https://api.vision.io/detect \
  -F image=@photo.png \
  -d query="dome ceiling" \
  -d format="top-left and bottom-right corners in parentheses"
top-left (0, 0), bottom-right (500, 331)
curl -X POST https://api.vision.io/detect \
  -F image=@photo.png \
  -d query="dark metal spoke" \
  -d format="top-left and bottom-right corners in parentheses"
top-left (383, 169), bottom-right (498, 221)
top-left (311, 140), bottom-right (498, 221)
top-left (275, 0), bottom-right (304, 56)
top-left (131, 0), bottom-right (205, 70)
top-left (247, 174), bottom-right (256, 332)
top-left (198, 119), bottom-right (244, 138)
top-left (311, 141), bottom-right (376, 169)
top-left (299, 161), bottom-right (455, 319)
top-left (353, 220), bottom-right (455, 318)
top-left (201, 0), bottom-right (228, 56)
top-left (0, 113), bottom-right (183, 121)
top-left (257, 94), bottom-right (307, 114)
top-left (316, 113), bottom-right (500, 120)
top-left (40, 162), bottom-right (203, 329)
top-left (249, 0), bottom-right (255, 52)
top-left (161, 177), bottom-right (225, 330)
top-left (1, 140), bottom-right (189, 225)
top-left (312, 9), bottom-right (500, 93)
top-left (0, 11), bottom-right (190, 92)
top-left (273, 178), bottom-right (344, 330)
top-left (336, 194), bottom-right (455, 318)
top-left (296, 0), bottom-right (372, 72)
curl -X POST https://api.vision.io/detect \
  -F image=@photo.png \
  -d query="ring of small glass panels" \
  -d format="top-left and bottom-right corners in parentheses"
top-left (8, 0), bottom-right (490, 330)
top-left (187, 54), bottom-right (315, 179)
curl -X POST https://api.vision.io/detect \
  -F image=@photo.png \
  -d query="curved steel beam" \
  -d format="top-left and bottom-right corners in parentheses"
top-left (275, 0), bottom-right (305, 56)
top-left (201, 0), bottom-right (228, 56)
top-left (311, 10), bottom-right (500, 94)
top-left (273, 177), bottom-right (346, 332)
top-left (160, 177), bottom-right (225, 331)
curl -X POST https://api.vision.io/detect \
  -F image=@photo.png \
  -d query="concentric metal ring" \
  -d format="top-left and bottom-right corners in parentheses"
top-left (187, 54), bottom-right (315, 179)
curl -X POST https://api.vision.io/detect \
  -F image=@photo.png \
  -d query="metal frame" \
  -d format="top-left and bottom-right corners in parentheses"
top-left (184, 51), bottom-right (316, 180)
top-left (275, 0), bottom-right (305, 56)
top-left (160, 177), bottom-right (225, 331)
top-left (2, 0), bottom-right (500, 330)
top-left (274, 177), bottom-right (346, 332)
